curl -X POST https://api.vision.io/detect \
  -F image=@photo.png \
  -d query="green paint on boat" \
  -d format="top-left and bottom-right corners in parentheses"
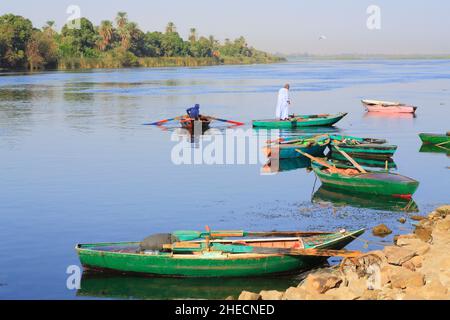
top-left (76, 229), bottom-right (364, 278)
top-left (312, 162), bottom-right (419, 197)
top-left (330, 144), bottom-right (397, 159)
top-left (328, 153), bottom-right (397, 169)
top-left (419, 133), bottom-right (450, 145)
top-left (253, 113), bottom-right (347, 129)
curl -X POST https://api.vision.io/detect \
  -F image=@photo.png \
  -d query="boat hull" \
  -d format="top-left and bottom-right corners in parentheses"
top-left (364, 104), bottom-right (417, 114)
top-left (267, 144), bottom-right (327, 159)
top-left (253, 113), bottom-right (347, 129)
top-left (76, 230), bottom-right (364, 278)
top-left (419, 133), bottom-right (450, 145)
top-left (312, 164), bottom-right (419, 198)
top-left (330, 144), bottom-right (397, 160)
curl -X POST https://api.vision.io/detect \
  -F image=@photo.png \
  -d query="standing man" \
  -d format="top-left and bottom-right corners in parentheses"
top-left (275, 84), bottom-right (291, 120)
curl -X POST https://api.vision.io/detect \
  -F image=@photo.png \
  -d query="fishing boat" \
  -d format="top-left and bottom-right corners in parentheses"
top-left (180, 116), bottom-right (212, 132)
top-left (327, 153), bottom-right (397, 170)
top-left (362, 100), bottom-right (417, 114)
top-left (311, 161), bottom-right (419, 198)
top-left (419, 133), bottom-right (450, 146)
top-left (313, 186), bottom-right (418, 213)
top-left (329, 143), bottom-right (397, 160)
top-left (264, 135), bottom-right (330, 159)
top-left (76, 229), bottom-right (364, 278)
top-left (252, 113), bottom-right (347, 129)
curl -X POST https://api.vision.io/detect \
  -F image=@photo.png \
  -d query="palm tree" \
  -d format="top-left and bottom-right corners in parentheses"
top-left (165, 22), bottom-right (176, 33)
top-left (119, 22), bottom-right (139, 50)
top-left (189, 28), bottom-right (197, 43)
top-left (115, 12), bottom-right (128, 29)
top-left (98, 20), bottom-right (114, 51)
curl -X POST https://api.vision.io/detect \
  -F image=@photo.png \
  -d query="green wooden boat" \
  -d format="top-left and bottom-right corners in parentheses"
top-left (330, 144), bottom-right (397, 160)
top-left (264, 135), bottom-right (330, 159)
top-left (329, 134), bottom-right (387, 145)
top-left (253, 113), bottom-right (347, 129)
top-left (76, 229), bottom-right (364, 278)
top-left (313, 186), bottom-right (418, 213)
top-left (419, 133), bottom-right (450, 145)
top-left (329, 134), bottom-right (396, 160)
top-left (328, 153), bottom-right (397, 169)
top-left (311, 162), bottom-right (419, 198)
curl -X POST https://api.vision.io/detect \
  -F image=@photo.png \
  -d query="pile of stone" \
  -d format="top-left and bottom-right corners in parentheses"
top-left (237, 205), bottom-right (450, 300)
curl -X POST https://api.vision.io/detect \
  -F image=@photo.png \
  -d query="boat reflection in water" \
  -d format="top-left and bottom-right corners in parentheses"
top-left (312, 186), bottom-right (418, 213)
top-left (262, 158), bottom-right (311, 174)
top-left (77, 273), bottom-right (301, 300)
top-left (419, 144), bottom-right (450, 156)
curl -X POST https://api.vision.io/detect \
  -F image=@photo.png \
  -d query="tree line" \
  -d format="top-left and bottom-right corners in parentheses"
top-left (0, 13), bottom-right (283, 70)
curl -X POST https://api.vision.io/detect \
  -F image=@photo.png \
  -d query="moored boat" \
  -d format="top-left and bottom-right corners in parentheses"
top-left (264, 135), bottom-right (330, 159)
top-left (76, 229), bottom-right (364, 278)
top-left (419, 133), bottom-right (450, 146)
top-left (327, 153), bottom-right (397, 170)
top-left (362, 100), bottom-right (417, 114)
top-left (180, 116), bottom-right (212, 132)
top-left (253, 113), bottom-right (347, 129)
top-left (311, 161), bottom-right (419, 198)
top-left (330, 143), bottom-right (397, 160)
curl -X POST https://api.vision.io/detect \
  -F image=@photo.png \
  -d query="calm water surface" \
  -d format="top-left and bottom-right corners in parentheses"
top-left (0, 60), bottom-right (449, 299)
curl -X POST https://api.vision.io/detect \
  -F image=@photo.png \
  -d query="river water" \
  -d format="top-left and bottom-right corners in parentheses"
top-left (0, 59), bottom-right (449, 299)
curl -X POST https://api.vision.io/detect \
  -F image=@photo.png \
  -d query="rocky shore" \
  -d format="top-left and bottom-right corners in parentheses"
top-left (237, 205), bottom-right (450, 300)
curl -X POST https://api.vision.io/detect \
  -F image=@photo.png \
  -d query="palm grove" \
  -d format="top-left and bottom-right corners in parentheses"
top-left (0, 12), bottom-right (283, 70)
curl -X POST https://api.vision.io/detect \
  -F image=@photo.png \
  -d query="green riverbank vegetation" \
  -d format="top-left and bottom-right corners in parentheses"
top-left (0, 13), bottom-right (284, 71)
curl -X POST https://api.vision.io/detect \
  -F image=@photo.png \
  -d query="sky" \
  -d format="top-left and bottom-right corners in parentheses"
top-left (1, 0), bottom-right (450, 55)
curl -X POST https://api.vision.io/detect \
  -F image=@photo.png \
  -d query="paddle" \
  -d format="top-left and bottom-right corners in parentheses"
top-left (207, 116), bottom-right (245, 126)
top-left (333, 145), bottom-right (367, 174)
top-left (144, 115), bottom-right (186, 126)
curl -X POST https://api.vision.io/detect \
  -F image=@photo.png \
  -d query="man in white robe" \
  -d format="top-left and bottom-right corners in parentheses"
top-left (275, 84), bottom-right (291, 120)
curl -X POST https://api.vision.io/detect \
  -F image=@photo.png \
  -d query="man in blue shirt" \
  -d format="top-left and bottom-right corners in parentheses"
top-left (186, 104), bottom-right (200, 120)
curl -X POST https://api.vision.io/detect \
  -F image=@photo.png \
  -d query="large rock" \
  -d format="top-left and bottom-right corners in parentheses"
top-left (404, 279), bottom-right (448, 300)
top-left (304, 272), bottom-right (342, 294)
top-left (238, 291), bottom-right (261, 300)
top-left (259, 290), bottom-right (284, 300)
top-left (396, 238), bottom-right (430, 255)
top-left (383, 246), bottom-right (416, 265)
top-left (390, 269), bottom-right (425, 289)
top-left (414, 226), bottom-right (433, 242)
top-left (435, 219), bottom-right (450, 232)
top-left (282, 287), bottom-right (307, 300)
top-left (372, 224), bottom-right (392, 237)
top-left (325, 286), bottom-right (362, 300)
top-left (402, 255), bottom-right (424, 272)
top-left (436, 205), bottom-right (450, 217)
top-left (346, 277), bottom-right (370, 296)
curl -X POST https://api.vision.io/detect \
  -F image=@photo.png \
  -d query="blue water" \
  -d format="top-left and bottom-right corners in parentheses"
top-left (0, 59), bottom-right (449, 299)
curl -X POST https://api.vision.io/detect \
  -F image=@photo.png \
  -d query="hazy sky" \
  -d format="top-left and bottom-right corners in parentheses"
top-left (1, 0), bottom-right (449, 55)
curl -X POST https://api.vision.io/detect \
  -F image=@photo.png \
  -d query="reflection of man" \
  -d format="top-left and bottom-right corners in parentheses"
top-left (275, 84), bottom-right (291, 120)
top-left (186, 104), bottom-right (200, 120)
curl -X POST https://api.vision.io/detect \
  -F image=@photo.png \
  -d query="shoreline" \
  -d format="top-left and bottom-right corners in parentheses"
top-left (0, 56), bottom-right (286, 73)
top-left (236, 205), bottom-right (450, 301)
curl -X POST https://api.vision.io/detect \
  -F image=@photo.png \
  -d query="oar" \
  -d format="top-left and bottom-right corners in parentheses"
top-left (296, 149), bottom-right (336, 170)
top-left (333, 145), bottom-right (367, 174)
top-left (144, 115), bottom-right (186, 126)
top-left (207, 116), bottom-right (244, 126)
